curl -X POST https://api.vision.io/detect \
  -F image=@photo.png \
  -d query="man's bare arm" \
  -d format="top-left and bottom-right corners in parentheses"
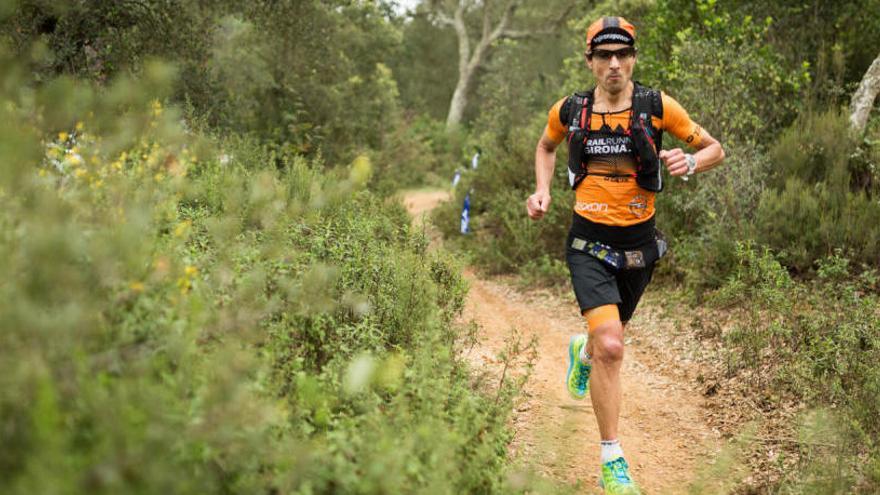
top-left (659, 129), bottom-right (725, 177)
top-left (527, 130), bottom-right (560, 220)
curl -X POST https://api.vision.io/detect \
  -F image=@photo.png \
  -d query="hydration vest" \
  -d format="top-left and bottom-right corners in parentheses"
top-left (565, 82), bottom-right (664, 192)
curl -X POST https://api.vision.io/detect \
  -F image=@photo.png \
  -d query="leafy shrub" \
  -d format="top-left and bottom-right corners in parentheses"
top-left (2, 1), bottom-right (405, 163)
top-left (432, 114), bottom-right (574, 282)
top-left (654, 140), bottom-right (769, 292)
top-left (707, 244), bottom-right (880, 491)
top-left (756, 110), bottom-right (880, 271)
top-left (369, 116), bottom-right (468, 196)
top-left (0, 47), bottom-right (540, 495)
top-left (767, 109), bottom-right (857, 190)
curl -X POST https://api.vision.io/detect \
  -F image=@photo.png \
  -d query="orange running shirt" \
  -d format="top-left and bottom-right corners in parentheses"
top-left (545, 93), bottom-right (703, 227)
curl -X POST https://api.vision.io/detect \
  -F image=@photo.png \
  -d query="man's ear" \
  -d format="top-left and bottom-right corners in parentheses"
top-left (584, 51), bottom-right (592, 70)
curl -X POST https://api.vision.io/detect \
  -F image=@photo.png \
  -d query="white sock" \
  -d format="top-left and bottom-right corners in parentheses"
top-left (600, 439), bottom-right (624, 464)
top-left (579, 335), bottom-right (591, 363)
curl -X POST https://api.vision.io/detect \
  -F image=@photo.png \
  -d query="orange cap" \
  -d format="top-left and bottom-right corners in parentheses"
top-left (586, 16), bottom-right (636, 49)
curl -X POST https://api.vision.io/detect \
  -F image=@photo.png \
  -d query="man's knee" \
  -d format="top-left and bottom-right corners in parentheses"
top-left (591, 320), bottom-right (625, 362)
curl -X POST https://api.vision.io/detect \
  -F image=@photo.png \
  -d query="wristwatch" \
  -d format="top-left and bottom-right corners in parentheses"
top-left (684, 153), bottom-right (697, 176)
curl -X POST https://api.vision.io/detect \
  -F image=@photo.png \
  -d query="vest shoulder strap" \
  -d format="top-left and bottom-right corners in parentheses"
top-left (561, 89), bottom-right (595, 130)
top-left (631, 81), bottom-right (663, 120)
top-left (631, 81), bottom-right (663, 150)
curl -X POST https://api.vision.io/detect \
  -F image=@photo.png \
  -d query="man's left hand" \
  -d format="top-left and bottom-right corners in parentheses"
top-left (659, 148), bottom-right (688, 176)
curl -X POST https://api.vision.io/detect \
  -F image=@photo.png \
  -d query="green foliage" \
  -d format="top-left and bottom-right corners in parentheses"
top-left (369, 116), bottom-right (468, 195)
top-left (706, 244), bottom-right (880, 491)
top-left (767, 109), bottom-right (857, 189)
top-left (390, 13), bottom-right (458, 120)
top-left (432, 113), bottom-right (573, 283)
top-left (755, 110), bottom-right (880, 271)
top-left (2, 0), bottom-right (406, 163)
top-left (636, 0), bottom-right (808, 142)
top-left (723, 0), bottom-right (880, 105)
top-left (0, 37), bottom-right (540, 495)
top-left (472, 20), bottom-right (571, 130)
top-left (3, 0), bottom-right (214, 81)
top-left (653, 141), bottom-right (769, 292)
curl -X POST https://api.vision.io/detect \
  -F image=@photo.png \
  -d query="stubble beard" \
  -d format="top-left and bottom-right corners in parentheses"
top-left (602, 80), bottom-right (624, 96)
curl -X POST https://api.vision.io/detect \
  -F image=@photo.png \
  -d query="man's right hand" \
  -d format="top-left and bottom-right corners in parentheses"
top-left (526, 191), bottom-right (552, 220)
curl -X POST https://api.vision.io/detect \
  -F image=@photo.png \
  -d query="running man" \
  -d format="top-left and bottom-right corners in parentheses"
top-left (526, 16), bottom-right (724, 494)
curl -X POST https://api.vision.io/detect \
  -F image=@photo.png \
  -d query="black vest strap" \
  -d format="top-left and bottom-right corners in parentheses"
top-left (630, 82), bottom-right (664, 192)
top-left (565, 82), bottom-right (664, 192)
top-left (566, 89), bottom-right (594, 189)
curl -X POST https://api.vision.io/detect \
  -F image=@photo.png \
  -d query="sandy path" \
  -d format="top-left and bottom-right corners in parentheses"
top-left (402, 189), bottom-right (719, 494)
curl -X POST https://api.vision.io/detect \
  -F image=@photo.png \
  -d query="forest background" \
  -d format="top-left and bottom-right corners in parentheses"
top-left (2, 0), bottom-right (880, 493)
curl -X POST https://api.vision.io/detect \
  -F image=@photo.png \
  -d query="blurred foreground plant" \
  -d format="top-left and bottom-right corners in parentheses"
top-left (0, 39), bottom-right (545, 494)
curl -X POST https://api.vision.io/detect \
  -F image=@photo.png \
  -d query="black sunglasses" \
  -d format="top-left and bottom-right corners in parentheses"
top-left (589, 47), bottom-right (637, 61)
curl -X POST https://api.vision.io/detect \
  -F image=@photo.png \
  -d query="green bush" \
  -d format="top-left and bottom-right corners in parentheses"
top-left (2, 1), bottom-right (406, 164)
top-left (767, 109), bottom-right (857, 190)
top-left (369, 116), bottom-right (468, 196)
top-left (756, 110), bottom-right (880, 272)
top-left (432, 113), bottom-right (574, 282)
top-left (706, 244), bottom-right (880, 491)
top-left (0, 47), bottom-right (541, 494)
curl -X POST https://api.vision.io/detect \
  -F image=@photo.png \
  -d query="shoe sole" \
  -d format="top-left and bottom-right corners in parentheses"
top-left (566, 334), bottom-right (587, 400)
top-left (598, 479), bottom-right (641, 494)
top-left (598, 470), bottom-right (641, 494)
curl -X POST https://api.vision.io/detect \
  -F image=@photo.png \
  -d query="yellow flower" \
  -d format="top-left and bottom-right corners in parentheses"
top-left (74, 168), bottom-right (87, 179)
top-left (68, 154), bottom-right (83, 166)
top-left (184, 265), bottom-right (198, 277)
top-left (75, 121), bottom-right (84, 131)
top-left (38, 169), bottom-right (48, 177)
top-left (173, 220), bottom-right (192, 238)
top-left (154, 172), bottom-right (165, 182)
top-left (58, 131), bottom-right (68, 142)
top-left (129, 281), bottom-right (145, 293)
top-left (177, 277), bottom-right (190, 294)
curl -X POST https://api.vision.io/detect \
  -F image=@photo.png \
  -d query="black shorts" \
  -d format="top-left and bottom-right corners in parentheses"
top-left (565, 234), bottom-right (655, 322)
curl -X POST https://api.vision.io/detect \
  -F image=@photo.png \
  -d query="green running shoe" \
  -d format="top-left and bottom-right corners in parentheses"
top-left (566, 333), bottom-right (591, 399)
top-left (598, 457), bottom-right (641, 495)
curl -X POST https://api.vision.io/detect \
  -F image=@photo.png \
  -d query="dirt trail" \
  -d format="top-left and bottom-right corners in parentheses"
top-left (401, 189), bottom-right (720, 494)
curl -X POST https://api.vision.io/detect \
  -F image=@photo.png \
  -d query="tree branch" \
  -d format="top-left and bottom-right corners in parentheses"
top-left (452, 0), bottom-right (471, 75)
top-left (434, 0), bottom-right (579, 126)
top-left (850, 51), bottom-right (880, 134)
top-left (432, 11), bottom-right (455, 26)
top-left (482, 0), bottom-right (492, 42)
top-left (492, 1), bottom-right (575, 42)
top-left (496, 29), bottom-right (536, 39)
top-left (488, 0), bottom-right (521, 43)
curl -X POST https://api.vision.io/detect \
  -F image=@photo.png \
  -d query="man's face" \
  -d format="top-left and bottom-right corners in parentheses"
top-left (585, 43), bottom-right (637, 95)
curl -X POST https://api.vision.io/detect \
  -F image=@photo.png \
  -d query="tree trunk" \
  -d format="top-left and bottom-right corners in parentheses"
top-left (446, 69), bottom-right (472, 127)
top-left (430, 0), bottom-right (571, 128)
top-left (446, 40), bottom-right (487, 127)
top-left (850, 52), bottom-right (880, 134)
